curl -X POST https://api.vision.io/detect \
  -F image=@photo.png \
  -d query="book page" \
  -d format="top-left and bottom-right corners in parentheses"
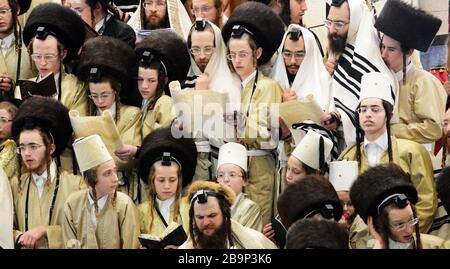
top-left (161, 222), bottom-right (182, 238)
top-left (69, 109), bottom-right (124, 153)
top-left (278, 95), bottom-right (324, 128)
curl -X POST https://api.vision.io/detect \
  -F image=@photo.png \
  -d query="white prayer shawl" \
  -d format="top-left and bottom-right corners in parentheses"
top-left (271, 24), bottom-right (334, 112)
top-left (127, 0), bottom-right (192, 39)
top-left (331, 0), bottom-right (398, 146)
top-left (0, 167), bottom-right (13, 249)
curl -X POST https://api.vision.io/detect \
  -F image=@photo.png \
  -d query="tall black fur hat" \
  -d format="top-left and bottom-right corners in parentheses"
top-left (23, 3), bottom-right (86, 63)
top-left (277, 175), bottom-right (342, 229)
top-left (17, 0), bottom-right (31, 15)
top-left (11, 96), bottom-right (72, 158)
top-left (375, 0), bottom-right (442, 52)
top-left (222, 1), bottom-right (284, 65)
top-left (436, 166), bottom-right (450, 214)
top-left (77, 36), bottom-right (141, 107)
top-left (350, 164), bottom-right (418, 224)
top-left (135, 29), bottom-right (190, 95)
top-left (138, 127), bottom-right (197, 188)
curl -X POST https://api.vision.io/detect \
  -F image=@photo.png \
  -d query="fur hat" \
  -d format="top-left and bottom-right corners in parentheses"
top-left (11, 96), bottom-right (72, 158)
top-left (222, 1), bottom-right (284, 65)
top-left (77, 36), bottom-right (141, 107)
top-left (436, 166), bottom-right (450, 215)
top-left (286, 218), bottom-right (349, 249)
top-left (374, 0), bottom-right (442, 52)
top-left (350, 164), bottom-right (418, 224)
top-left (17, 0), bottom-right (31, 15)
top-left (186, 180), bottom-right (236, 207)
top-left (277, 175), bottom-right (342, 229)
top-left (138, 127), bottom-right (197, 188)
top-left (135, 29), bottom-right (190, 95)
top-left (23, 3), bottom-right (86, 63)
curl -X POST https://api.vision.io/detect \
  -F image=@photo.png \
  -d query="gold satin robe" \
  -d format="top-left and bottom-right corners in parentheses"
top-left (0, 139), bottom-right (18, 179)
top-left (62, 189), bottom-right (140, 249)
top-left (0, 40), bottom-right (35, 83)
top-left (141, 95), bottom-right (175, 139)
top-left (11, 170), bottom-right (86, 249)
top-left (341, 136), bottom-right (437, 233)
top-left (391, 65), bottom-right (447, 144)
top-left (231, 193), bottom-right (263, 232)
top-left (240, 73), bottom-right (283, 225)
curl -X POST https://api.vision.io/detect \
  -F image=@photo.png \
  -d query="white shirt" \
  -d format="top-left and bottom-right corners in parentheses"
top-left (364, 131), bottom-right (388, 167)
top-left (241, 70), bottom-right (257, 91)
top-left (32, 161), bottom-right (57, 198)
top-left (388, 238), bottom-right (412, 249)
top-left (94, 14), bottom-right (111, 35)
top-left (88, 192), bottom-right (109, 227)
top-left (156, 195), bottom-right (175, 225)
top-left (231, 192), bottom-right (243, 210)
top-left (98, 102), bottom-right (116, 119)
top-left (0, 33), bottom-right (14, 56)
top-left (394, 61), bottom-right (413, 81)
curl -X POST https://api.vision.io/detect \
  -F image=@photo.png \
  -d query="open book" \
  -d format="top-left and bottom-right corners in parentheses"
top-left (139, 222), bottom-right (187, 249)
top-left (18, 73), bottom-right (57, 100)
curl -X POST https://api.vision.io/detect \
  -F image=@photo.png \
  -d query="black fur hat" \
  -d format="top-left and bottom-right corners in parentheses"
top-left (375, 0), bottom-right (442, 52)
top-left (286, 218), bottom-right (349, 249)
top-left (138, 127), bottom-right (197, 188)
top-left (350, 164), bottom-right (418, 224)
top-left (436, 166), bottom-right (450, 214)
top-left (11, 96), bottom-right (72, 158)
top-left (77, 36), bottom-right (141, 107)
top-left (222, 1), bottom-right (284, 65)
top-left (277, 175), bottom-right (342, 229)
top-left (135, 29), bottom-right (190, 95)
top-left (18, 0), bottom-right (31, 15)
top-left (23, 3), bottom-right (86, 63)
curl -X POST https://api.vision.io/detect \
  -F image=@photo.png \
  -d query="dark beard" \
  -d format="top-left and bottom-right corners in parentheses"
top-left (287, 72), bottom-right (296, 85)
top-left (194, 222), bottom-right (231, 249)
top-left (328, 33), bottom-right (347, 55)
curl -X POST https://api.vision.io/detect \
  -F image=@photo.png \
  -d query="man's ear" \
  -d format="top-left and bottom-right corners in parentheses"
top-left (49, 143), bottom-right (56, 156)
top-left (255, 47), bottom-right (263, 60)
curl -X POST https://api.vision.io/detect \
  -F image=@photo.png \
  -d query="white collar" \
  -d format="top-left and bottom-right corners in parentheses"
top-left (88, 191), bottom-right (109, 212)
top-left (98, 102), bottom-right (116, 118)
top-left (363, 130), bottom-right (388, 151)
top-left (0, 33), bottom-right (15, 50)
top-left (141, 99), bottom-right (149, 110)
top-left (394, 61), bottom-right (413, 81)
top-left (241, 70), bottom-right (257, 90)
top-left (231, 192), bottom-right (243, 209)
top-left (95, 14), bottom-right (111, 34)
top-left (32, 160), bottom-right (57, 184)
top-left (388, 238), bottom-right (412, 249)
top-left (38, 72), bottom-right (60, 83)
top-left (156, 195), bottom-right (176, 209)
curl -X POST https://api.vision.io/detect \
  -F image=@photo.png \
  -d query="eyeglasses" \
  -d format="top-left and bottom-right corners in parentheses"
top-left (226, 51), bottom-right (251, 61)
top-left (143, 1), bottom-right (167, 10)
top-left (31, 53), bottom-right (59, 63)
top-left (217, 172), bottom-right (243, 181)
top-left (324, 19), bottom-right (349, 31)
top-left (190, 46), bottom-right (215, 56)
top-left (192, 5), bottom-right (213, 15)
top-left (390, 217), bottom-right (419, 232)
top-left (282, 50), bottom-right (305, 60)
top-left (0, 8), bottom-right (11, 16)
top-left (16, 143), bottom-right (45, 154)
top-left (88, 92), bottom-right (114, 101)
top-left (356, 106), bottom-right (384, 114)
top-left (0, 117), bottom-right (12, 124)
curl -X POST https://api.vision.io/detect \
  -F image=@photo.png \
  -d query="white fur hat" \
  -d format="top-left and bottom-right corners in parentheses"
top-left (73, 134), bottom-right (113, 172)
top-left (217, 142), bottom-right (248, 172)
top-left (291, 130), bottom-right (333, 171)
top-left (329, 160), bottom-right (358, 192)
top-left (359, 72), bottom-right (394, 106)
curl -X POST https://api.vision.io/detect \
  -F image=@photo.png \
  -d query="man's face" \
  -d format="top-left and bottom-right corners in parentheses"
top-left (0, 0), bottom-right (14, 37)
top-left (19, 129), bottom-right (53, 174)
top-left (443, 108), bottom-right (450, 150)
top-left (282, 36), bottom-right (305, 76)
top-left (143, 0), bottom-right (168, 29)
top-left (192, 0), bottom-right (219, 26)
top-left (289, 0), bottom-right (307, 24)
top-left (65, 0), bottom-right (93, 27)
top-left (32, 35), bottom-right (62, 77)
top-left (193, 196), bottom-right (229, 248)
top-left (381, 35), bottom-right (404, 73)
top-left (190, 29), bottom-right (215, 72)
top-left (358, 98), bottom-right (387, 137)
top-left (326, 2), bottom-right (350, 55)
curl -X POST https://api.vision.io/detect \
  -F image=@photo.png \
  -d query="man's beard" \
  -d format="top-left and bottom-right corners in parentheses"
top-left (145, 15), bottom-right (167, 30)
top-left (286, 66), bottom-right (298, 85)
top-left (328, 33), bottom-right (347, 55)
top-left (193, 221), bottom-right (231, 249)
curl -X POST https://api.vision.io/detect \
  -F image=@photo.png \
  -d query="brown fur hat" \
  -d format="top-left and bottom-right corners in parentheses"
top-left (186, 180), bottom-right (236, 207)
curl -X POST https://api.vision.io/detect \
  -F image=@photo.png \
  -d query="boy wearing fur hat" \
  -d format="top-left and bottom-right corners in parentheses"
top-left (180, 180), bottom-right (276, 249)
top-left (63, 134), bottom-right (140, 249)
top-left (0, 0), bottom-right (34, 100)
top-left (351, 164), bottom-right (445, 249)
top-left (341, 72), bottom-right (437, 233)
top-left (10, 96), bottom-right (86, 249)
top-left (216, 142), bottom-right (262, 231)
top-left (375, 0), bottom-right (447, 148)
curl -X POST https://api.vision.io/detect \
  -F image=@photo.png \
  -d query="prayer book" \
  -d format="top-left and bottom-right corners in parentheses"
top-left (18, 73), bottom-right (56, 100)
top-left (139, 222), bottom-right (187, 249)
